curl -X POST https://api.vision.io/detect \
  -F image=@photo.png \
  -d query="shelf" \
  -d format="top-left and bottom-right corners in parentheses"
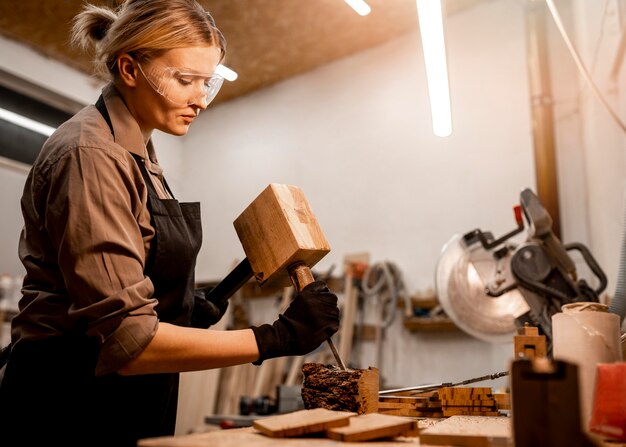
top-left (403, 316), bottom-right (460, 333)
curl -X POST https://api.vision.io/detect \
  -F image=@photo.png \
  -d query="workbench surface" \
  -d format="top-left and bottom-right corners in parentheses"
top-left (138, 426), bottom-right (422, 447)
top-left (138, 416), bottom-right (624, 447)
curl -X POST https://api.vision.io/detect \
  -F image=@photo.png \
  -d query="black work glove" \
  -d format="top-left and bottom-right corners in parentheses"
top-left (250, 280), bottom-right (340, 365)
top-left (190, 286), bottom-right (229, 329)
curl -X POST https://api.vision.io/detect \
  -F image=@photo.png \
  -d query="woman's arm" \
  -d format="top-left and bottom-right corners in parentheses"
top-left (117, 323), bottom-right (260, 375)
top-left (119, 280), bottom-right (341, 375)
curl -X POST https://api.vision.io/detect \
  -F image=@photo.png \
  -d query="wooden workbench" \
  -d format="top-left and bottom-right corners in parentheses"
top-left (138, 426), bottom-right (422, 447)
top-left (138, 416), bottom-right (510, 447)
top-left (138, 416), bottom-right (624, 447)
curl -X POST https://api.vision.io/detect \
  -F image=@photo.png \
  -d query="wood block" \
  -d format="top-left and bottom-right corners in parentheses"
top-left (514, 324), bottom-right (547, 360)
top-left (378, 401), bottom-right (421, 410)
top-left (439, 387), bottom-right (493, 401)
top-left (442, 409), bottom-right (501, 417)
top-left (511, 358), bottom-right (588, 447)
top-left (378, 408), bottom-right (444, 418)
top-left (233, 184), bottom-right (330, 287)
top-left (301, 363), bottom-right (379, 414)
top-left (419, 415), bottom-right (511, 446)
top-left (326, 413), bottom-right (419, 442)
top-left (379, 395), bottom-right (429, 404)
top-left (378, 400), bottom-right (442, 411)
top-left (252, 408), bottom-right (355, 438)
top-left (444, 399), bottom-right (496, 407)
top-left (493, 393), bottom-right (511, 410)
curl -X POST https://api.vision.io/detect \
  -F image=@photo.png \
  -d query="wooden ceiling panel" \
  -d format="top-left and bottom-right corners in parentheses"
top-left (0, 0), bottom-right (486, 105)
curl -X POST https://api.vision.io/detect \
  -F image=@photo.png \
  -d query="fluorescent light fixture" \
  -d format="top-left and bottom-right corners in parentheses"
top-left (416, 0), bottom-right (452, 137)
top-left (0, 107), bottom-right (56, 137)
top-left (344, 0), bottom-right (371, 16)
top-left (215, 64), bottom-right (238, 82)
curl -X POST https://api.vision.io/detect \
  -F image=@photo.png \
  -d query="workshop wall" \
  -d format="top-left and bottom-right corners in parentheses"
top-left (184, 0), bottom-right (536, 291)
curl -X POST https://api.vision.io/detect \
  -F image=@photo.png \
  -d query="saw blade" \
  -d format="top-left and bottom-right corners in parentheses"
top-left (435, 234), bottom-right (530, 343)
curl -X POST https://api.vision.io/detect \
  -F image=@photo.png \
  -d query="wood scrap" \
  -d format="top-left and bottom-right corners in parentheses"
top-left (493, 393), bottom-right (511, 410)
top-left (252, 408), bottom-right (355, 438)
top-left (326, 413), bottom-right (419, 442)
top-left (419, 415), bottom-right (511, 447)
top-left (378, 391), bottom-right (443, 418)
top-left (301, 362), bottom-right (379, 414)
top-left (439, 387), bottom-right (501, 417)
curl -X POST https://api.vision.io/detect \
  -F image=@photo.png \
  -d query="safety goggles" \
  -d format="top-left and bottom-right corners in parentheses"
top-left (137, 61), bottom-right (224, 107)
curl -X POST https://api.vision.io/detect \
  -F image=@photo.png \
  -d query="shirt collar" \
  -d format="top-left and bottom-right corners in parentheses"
top-left (101, 83), bottom-right (148, 160)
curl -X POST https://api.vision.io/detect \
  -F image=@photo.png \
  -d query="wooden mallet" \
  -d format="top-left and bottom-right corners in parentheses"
top-left (206, 183), bottom-right (346, 370)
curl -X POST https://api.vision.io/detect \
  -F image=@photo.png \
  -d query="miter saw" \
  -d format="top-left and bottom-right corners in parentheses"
top-left (435, 188), bottom-right (607, 355)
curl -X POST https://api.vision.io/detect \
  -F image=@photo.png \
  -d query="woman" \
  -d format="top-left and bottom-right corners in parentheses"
top-left (0, 1), bottom-right (340, 445)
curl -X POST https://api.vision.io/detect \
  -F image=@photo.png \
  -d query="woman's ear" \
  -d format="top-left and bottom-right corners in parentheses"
top-left (117, 54), bottom-right (138, 87)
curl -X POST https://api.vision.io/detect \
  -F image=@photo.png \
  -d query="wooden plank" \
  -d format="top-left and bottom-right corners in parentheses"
top-left (419, 415), bottom-right (511, 447)
top-left (378, 402), bottom-right (442, 411)
top-left (337, 252), bottom-right (369, 364)
top-left (493, 394), bottom-right (511, 410)
top-left (379, 395), bottom-right (429, 403)
top-left (442, 409), bottom-right (500, 417)
top-left (326, 413), bottom-right (418, 442)
top-left (443, 399), bottom-right (496, 407)
top-left (378, 408), bottom-right (444, 418)
top-left (252, 408), bottom-right (355, 438)
top-left (439, 387), bottom-right (493, 401)
top-left (139, 426), bottom-right (423, 446)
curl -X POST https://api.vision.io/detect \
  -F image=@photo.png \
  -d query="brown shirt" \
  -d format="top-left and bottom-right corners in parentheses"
top-left (13, 84), bottom-right (172, 375)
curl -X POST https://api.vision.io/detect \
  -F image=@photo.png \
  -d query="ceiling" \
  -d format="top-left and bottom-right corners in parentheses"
top-left (0, 0), bottom-right (486, 107)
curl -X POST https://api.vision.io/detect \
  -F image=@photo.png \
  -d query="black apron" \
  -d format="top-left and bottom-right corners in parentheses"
top-left (0, 96), bottom-right (202, 446)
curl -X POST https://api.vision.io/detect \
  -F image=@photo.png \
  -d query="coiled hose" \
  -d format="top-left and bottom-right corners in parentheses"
top-left (360, 261), bottom-right (408, 328)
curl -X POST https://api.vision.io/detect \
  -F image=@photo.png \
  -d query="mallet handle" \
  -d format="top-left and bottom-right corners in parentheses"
top-left (288, 262), bottom-right (347, 370)
top-left (204, 258), bottom-right (254, 303)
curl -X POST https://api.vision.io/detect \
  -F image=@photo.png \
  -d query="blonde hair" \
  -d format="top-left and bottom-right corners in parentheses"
top-left (71, 0), bottom-right (226, 80)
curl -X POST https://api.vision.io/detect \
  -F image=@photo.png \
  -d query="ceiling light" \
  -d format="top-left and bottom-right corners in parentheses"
top-left (0, 107), bottom-right (56, 137)
top-left (416, 0), bottom-right (452, 137)
top-left (344, 0), bottom-right (371, 16)
top-left (215, 64), bottom-right (238, 82)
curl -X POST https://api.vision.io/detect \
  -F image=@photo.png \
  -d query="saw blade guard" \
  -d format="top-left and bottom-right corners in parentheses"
top-left (435, 234), bottom-right (530, 343)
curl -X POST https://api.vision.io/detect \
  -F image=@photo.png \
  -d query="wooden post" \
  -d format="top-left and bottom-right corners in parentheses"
top-left (526, 0), bottom-right (561, 238)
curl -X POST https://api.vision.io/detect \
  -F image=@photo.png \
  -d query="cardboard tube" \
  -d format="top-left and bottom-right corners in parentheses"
top-left (552, 302), bottom-right (622, 430)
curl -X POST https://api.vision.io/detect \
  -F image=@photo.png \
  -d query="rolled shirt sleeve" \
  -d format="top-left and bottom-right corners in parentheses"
top-left (42, 144), bottom-right (159, 375)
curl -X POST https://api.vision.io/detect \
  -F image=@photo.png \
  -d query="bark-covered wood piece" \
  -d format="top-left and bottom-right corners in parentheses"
top-left (301, 363), bottom-right (379, 414)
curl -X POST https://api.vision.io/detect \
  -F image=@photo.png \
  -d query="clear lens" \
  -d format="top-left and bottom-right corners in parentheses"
top-left (138, 62), bottom-right (224, 107)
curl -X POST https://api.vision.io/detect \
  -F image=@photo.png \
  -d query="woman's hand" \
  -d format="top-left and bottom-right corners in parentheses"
top-left (249, 281), bottom-right (340, 365)
top-left (191, 286), bottom-right (229, 328)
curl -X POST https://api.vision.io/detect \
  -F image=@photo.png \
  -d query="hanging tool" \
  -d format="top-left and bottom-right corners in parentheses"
top-left (206, 183), bottom-right (346, 370)
top-left (435, 187), bottom-right (606, 354)
top-left (378, 370), bottom-right (510, 395)
top-left (360, 261), bottom-right (405, 372)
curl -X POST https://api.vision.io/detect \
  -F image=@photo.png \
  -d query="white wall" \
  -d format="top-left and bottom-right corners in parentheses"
top-left (569, 0), bottom-right (626, 293)
top-left (0, 0), bottom-right (625, 399)
top-left (186, 1), bottom-right (535, 291)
